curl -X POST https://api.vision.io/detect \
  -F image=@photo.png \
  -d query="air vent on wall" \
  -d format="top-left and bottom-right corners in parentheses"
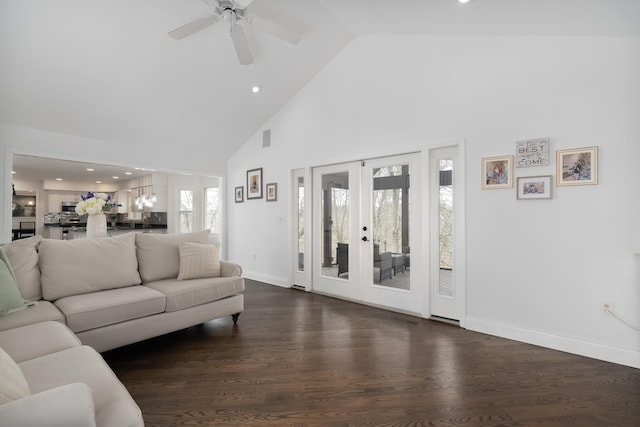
top-left (263, 129), bottom-right (271, 147)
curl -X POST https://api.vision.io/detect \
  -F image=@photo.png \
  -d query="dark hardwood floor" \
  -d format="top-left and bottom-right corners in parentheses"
top-left (105, 280), bottom-right (640, 426)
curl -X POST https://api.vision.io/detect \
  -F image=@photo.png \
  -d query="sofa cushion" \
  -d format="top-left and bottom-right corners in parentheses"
top-left (0, 383), bottom-right (96, 427)
top-left (54, 286), bottom-right (166, 333)
top-left (177, 240), bottom-right (221, 280)
top-left (136, 230), bottom-right (210, 282)
top-left (1, 235), bottom-right (43, 300)
top-left (0, 247), bottom-right (36, 316)
top-left (19, 346), bottom-right (144, 427)
top-left (0, 301), bottom-right (65, 333)
top-left (39, 232), bottom-right (141, 301)
top-left (0, 321), bottom-right (81, 363)
top-left (145, 276), bottom-right (244, 312)
top-left (0, 346), bottom-right (30, 404)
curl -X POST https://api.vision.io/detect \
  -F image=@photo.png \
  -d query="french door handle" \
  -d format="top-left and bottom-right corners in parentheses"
top-left (362, 236), bottom-right (369, 242)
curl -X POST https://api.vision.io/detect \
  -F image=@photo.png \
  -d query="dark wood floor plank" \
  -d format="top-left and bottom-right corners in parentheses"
top-left (105, 280), bottom-right (640, 426)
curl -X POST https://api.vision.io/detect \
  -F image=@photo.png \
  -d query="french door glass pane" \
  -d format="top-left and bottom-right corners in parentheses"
top-left (438, 159), bottom-right (454, 297)
top-left (321, 172), bottom-right (349, 279)
top-left (372, 165), bottom-right (410, 289)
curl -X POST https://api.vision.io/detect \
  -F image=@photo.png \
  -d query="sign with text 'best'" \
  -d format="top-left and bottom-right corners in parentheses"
top-left (515, 137), bottom-right (550, 167)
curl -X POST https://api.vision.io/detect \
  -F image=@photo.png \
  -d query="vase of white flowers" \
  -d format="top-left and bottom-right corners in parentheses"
top-left (76, 192), bottom-right (120, 238)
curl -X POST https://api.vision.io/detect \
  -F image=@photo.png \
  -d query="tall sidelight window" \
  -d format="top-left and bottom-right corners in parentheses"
top-left (205, 187), bottom-right (221, 235)
top-left (297, 176), bottom-right (305, 272)
top-left (179, 189), bottom-right (193, 233)
top-left (438, 159), bottom-right (454, 297)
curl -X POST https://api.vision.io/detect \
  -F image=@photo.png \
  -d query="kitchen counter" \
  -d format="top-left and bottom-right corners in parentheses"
top-left (66, 227), bottom-right (167, 239)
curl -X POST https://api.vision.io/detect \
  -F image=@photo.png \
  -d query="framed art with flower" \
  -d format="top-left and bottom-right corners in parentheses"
top-left (481, 155), bottom-right (514, 189)
top-left (556, 146), bottom-right (598, 186)
top-left (246, 168), bottom-right (263, 199)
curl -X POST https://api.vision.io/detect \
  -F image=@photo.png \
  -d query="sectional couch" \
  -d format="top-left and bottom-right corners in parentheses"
top-left (0, 230), bottom-right (244, 351)
top-left (0, 230), bottom-right (245, 426)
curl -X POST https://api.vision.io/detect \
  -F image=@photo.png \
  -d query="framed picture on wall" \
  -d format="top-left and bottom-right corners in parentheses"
top-left (481, 155), bottom-right (514, 189)
top-left (556, 146), bottom-right (598, 186)
top-left (12, 194), bottom-right (37, 217)
top-left (266, 183), bottom-right (277, 202)
top-left (234, 186), bottom-right (244, 203)
top-left (517, 175), bottom-right (553, 199)
top-left (246, 167), bottom-right (263, 199)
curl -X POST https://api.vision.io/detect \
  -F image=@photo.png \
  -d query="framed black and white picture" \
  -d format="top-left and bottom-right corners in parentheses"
top-left (266, 183), bottom-right (277, 202)
top-left (234, 186), bottom-right (244, 203)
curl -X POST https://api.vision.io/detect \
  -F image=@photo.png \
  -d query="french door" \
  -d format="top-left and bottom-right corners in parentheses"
top-left (312, 154), bottom-right (424, 315)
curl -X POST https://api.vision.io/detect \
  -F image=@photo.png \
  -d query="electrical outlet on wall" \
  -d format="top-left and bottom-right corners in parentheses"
top-left (601, 301), bottom-right (614, 313)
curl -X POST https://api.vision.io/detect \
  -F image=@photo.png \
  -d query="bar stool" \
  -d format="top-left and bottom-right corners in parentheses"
top-left (18, 221), bottom-right (36, 239)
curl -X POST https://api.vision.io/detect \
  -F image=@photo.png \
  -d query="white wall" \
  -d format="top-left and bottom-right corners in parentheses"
top-left (227, 35), bottom-right (640, 368)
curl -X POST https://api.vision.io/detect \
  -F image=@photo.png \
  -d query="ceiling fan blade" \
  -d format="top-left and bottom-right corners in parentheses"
top-left (168, 15), bottom-right (220, 40)
top-left (230, 24), bottom-right (254, 65)
top-left (248, 15), bottom-right (300, 45)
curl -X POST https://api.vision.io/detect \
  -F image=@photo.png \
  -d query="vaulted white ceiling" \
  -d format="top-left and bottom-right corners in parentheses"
top-left (1, 0), bottom-right (638, 168)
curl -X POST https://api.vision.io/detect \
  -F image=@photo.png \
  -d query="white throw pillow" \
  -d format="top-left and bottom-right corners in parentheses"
top-left (177, 241), bottom-right (221, 280)
top-left (0, 346), bottom-right (31, 405)
top-left (136, 230), bottom-right (210, 282)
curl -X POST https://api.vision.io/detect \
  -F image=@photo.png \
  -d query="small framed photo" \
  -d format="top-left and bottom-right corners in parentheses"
top-left (266, 183), bottom-right (277, 202)
top-left (556, 146), bottom-right (598, 186)
top-left (517, 175), bottom-right (553, 200)
top-left (481, 155), bottom-right (514, 189)
top-left (234, 186), bottom-right (244, 203)
top-left (246, 167), bottom-right (263, 199)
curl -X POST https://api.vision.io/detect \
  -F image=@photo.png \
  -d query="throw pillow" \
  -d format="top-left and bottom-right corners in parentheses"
top-left (0, 247), bottom-right (36, 316)
top-left (177, 240), bottom-right (221, 280)
top-left (136, 230), bottom-right (211, 282)
top-left (1, 235), bottom-right (43, 300)
top-left (0, 346), bottom-right (31, 404)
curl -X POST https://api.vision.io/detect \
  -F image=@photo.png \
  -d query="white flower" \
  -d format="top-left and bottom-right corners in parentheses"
top-left (77, 191), bottom-right (121, 215)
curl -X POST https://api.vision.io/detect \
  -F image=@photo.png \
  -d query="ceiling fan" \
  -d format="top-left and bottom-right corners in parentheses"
top-left (168, 0), bottom-right (301, 65)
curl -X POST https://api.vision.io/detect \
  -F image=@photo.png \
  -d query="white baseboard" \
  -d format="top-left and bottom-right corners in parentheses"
top-left (242, 271), bottom-right (291, 288)
top-left (466, 317), bottom-right (640, 369)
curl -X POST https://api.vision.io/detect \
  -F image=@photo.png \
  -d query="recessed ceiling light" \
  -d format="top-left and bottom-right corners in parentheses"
top-left (86, 168), bottom-right (94, 171)
top-left (96, 181), bottom-right (102, 184)
top-left (251, 85), bottom-right (261, 94)
top-left (125, 172), bottom-right (132, 175)
top-left (458, 0), bottom-right (475, 4)
top-left (56, 178), bottom-right (63, 181)
top-left (11, 171), bottom-right (16, 174)
top-left (112, 176), bottom-right (119, 179)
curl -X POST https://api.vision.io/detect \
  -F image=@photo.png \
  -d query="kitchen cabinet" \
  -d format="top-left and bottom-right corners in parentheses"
top-left (46, 191), bottom-right (116, 212)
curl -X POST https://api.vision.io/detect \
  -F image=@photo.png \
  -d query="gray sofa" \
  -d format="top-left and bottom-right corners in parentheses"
top-left (0, 230), bottom-right (244, 426)
top-left (0, 230), bottom-right (244, 352)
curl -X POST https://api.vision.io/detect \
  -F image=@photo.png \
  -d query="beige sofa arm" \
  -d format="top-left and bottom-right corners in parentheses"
top-left (220, 260), bottom-right (243, 277)
top-left (0, 383), bottom-right (96, 427)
